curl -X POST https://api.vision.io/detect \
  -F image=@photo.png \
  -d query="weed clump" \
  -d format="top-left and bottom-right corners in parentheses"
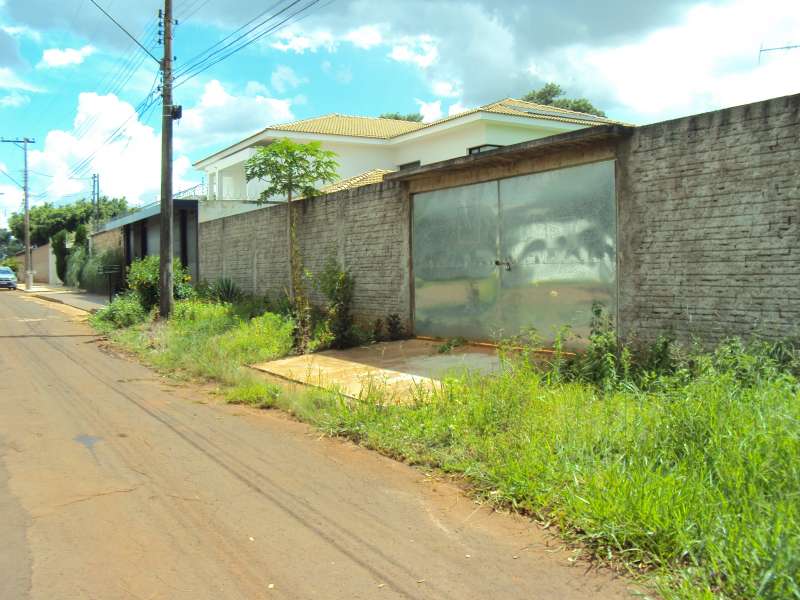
top-left (225, 380), bottom-right (280, 408)
top-left (91, 292), bottom-right (149, 330)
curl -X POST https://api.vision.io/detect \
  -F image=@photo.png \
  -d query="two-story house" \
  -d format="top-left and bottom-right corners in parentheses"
top-left (193, 97), bottom-right (620, 221)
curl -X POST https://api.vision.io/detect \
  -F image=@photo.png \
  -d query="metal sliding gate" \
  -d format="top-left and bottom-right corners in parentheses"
top-left (412, 160), bottom-right (617, 343)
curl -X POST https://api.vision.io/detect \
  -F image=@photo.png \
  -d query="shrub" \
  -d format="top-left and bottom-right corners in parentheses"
top-left (91, 292), bottom-right (147, 329)
top-left (127, 255), bottom-right (194, 311)
top-left (224, 380), bottom-right (280, 408)
top-left (308, 319), bottom-right (334, 352)
top-left (316, 258), bottom-right (356, 349)
top-left (216, 311), bottom-right (295, 365)
top-left (171, 299), bottom-right (235, 335)
top-left (209, 277), bottom-right (244, 303)
top-left (73, 224), bottom-right (89, 249)
top-left (65, 245), bottom-right (88, 288)
top-left (386, 313), bottom-right (404, 341)
top-left (51, 230), bottom-right (68, 283)
top-left (372, 318), bottom-right (385, 342)
top-left (81, 249), bottom-right (124, 294)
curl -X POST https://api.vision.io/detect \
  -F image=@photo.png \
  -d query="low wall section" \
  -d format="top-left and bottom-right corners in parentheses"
top-left (199, 181), bottom-right (411, 327)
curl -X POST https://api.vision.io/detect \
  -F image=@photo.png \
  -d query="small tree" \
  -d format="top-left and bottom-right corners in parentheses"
top-left (51, 229), bottom-right (69, 284)
top-left (379, 112), bottom-right (423, 122)
top-left (523, 83), bottom-right (606, 117)
top-left (245, 139), bottom-right (338, 350)
top-left (74, 223), bottom-right (89, 249)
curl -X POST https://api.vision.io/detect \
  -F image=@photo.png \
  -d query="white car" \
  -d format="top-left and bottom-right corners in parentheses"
top-left (0, 266), bottom-right (18, 290)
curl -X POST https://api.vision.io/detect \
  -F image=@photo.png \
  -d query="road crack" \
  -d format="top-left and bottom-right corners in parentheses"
top-left (33, 486), bottom-right (140, 517)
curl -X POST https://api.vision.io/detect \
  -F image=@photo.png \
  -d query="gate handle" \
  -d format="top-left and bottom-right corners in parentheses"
top-left (494, 259), bottom-right (512, 271)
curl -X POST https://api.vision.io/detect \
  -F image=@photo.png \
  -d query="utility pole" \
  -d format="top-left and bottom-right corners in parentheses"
top-left (91, 173), bottom-right (100, 222)
top-left (1, 137), bottom-right (35, 290)
top-left (159, 0), bottom-right (180, 318)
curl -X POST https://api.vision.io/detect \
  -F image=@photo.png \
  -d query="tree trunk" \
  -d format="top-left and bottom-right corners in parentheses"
top-left (286, 188), bottom-right (294, 303)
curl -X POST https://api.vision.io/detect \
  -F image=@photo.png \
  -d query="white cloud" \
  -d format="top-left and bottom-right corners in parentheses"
top-left (0, 91), bottom-right (29, 107)
top-left (415, 99), bottom-right (442, 122)
top-left (0, 161), bottom-right (23, 228)
top-left (271, 29), bottom-right (335, 53)
top-left (28, 93), bottom-right (194, 206)
top-left (0, 67), bottom-right (41, 91)
top-left (529, 0), bottom-right (800, 122)
top-left (344, 25), bottom-right (383, 49)
top-left (37, 45), bottom-right (96, 69)
top-left (447, 101), bottom-right (469, 116)
top-left (177, 79), bottom-right (294, 152)
top-left (432, 80), bottom-right (460, 98)
top-left (321, 60), bottom-right (353, 84)
top-left (270, 65), bottom-right (306, 94)
top-left (244, 80), bottom-right (270, 96)
top-left (389, 35), bottom-right (439, 69)
top-left (1, 24), bottom-right (41, 42)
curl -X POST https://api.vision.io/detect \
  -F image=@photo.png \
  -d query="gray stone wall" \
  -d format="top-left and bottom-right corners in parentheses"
top-left (617, 93), bottom-right (800, 343)
top-left (199, 181), bottom-right (411, 327)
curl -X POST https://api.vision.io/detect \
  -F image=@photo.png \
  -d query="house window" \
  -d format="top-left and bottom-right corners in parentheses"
top-left (399, 160), bottom-right (421, 170)
top-left (468, 144), bottom-right (503, 155)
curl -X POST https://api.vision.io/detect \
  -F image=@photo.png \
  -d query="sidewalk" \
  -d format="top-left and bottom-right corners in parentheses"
top-left (20, 284), bottom-right (109, 314)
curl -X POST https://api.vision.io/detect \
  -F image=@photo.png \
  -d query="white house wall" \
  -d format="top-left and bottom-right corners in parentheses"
top-left (392, 121), bottom-right (488, 166)
top-left (483, 121), bottom-right (574, 146)
top-left (197, 118), bottom-right (594, 225)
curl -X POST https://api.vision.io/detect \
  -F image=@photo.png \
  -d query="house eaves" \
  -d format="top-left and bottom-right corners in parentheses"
top-left (193, 128), bottom-right (388, 170)
top-left (385, 124), bottom-right (635, 183)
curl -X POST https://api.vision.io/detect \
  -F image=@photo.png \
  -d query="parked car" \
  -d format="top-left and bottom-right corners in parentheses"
top-left (0, 266), bottom-right (18, 290)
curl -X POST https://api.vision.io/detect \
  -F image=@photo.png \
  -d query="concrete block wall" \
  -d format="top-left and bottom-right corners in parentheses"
top-left (199, 181), bottom-right (411, 327)
top-left (617, 93), bottom-right (800, 343)
top-left (91, 228), bottom-right (123, 254)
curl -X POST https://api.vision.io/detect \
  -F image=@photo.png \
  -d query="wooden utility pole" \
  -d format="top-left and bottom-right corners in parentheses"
top-left (159, 0), bottom-right (175, 318)
top-left (1, 137), bottom-right (34, 289)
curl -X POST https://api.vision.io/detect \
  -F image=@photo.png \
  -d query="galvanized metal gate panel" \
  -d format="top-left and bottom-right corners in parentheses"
top-left (412, 181), bottom-right (500, 340)
top-left (412, 160), bottom-right (616, 343)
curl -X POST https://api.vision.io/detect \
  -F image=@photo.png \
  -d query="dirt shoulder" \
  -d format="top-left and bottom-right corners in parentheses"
top-left (0, 292), bottom-right (635, 599)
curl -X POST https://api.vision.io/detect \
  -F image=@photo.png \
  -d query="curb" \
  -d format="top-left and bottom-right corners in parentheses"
top-left (27, 292), bottom-right (99, 314)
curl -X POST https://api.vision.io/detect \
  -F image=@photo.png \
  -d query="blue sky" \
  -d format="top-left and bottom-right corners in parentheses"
top-left (0, 0), bottom-right (798, 226)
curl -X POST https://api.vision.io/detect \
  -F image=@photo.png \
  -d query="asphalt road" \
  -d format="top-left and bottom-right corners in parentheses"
top-left (0, 291), bottom-right (633, 599)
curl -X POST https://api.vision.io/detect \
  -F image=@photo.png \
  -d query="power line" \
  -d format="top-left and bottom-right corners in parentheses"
top-left (174, 0), bottom-right (294, 78)
top-left (179, 0), bottom-right (211, 23)
top-left (65, 72), bottom-right (162, 181)
top-left (71, 17), bottom-right (159, 142)
top-left (66, 89), bottom-right (161, 181)
top-left (88, 0), bottom-right (160, 64)
top-left (174, 0), bottom-right (324, 87)
top-left (0, 169), bottom-right (23, 188)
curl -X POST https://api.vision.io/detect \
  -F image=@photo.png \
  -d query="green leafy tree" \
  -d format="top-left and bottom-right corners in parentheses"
top-left (51, 229), bottom-right (69, 283)
top-left (379, 112), bottom-right (424, 122)
top-left (73, 223), bottom-right (89, 249)
top-left (8, 197), bottom-right (129, 246)
top-left (523, 83), bottom-right (606, 117)
top-left (245, 139), bottom-right (338, 351)
top-left (0, 228), bottom-right (23, 258)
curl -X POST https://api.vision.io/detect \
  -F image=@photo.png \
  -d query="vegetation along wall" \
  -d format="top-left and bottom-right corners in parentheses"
top-left (199, 181), bottom-right (412, 327)
top-left (617, 93), bottom-right (800, 343)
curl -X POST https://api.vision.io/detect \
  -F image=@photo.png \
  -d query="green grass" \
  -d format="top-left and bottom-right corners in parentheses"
top-left (93, 296), bottom-right (800, 599)
top-left (275, 347), bottom-right (800, 599)
top-left (95, 297), bottom-right (294, 406)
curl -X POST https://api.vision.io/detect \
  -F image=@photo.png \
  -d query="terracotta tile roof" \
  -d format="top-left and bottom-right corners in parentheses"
top-left (195, 98), bottom-right (624, 167)
top-left (266, 98), bottom-right (622, 141)
top-left (270, 114), bottom-right (425, 139)
top-left (411, 98), bottom-right (625, 133)
top-left (319, 168), bottom-right (396, 193)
